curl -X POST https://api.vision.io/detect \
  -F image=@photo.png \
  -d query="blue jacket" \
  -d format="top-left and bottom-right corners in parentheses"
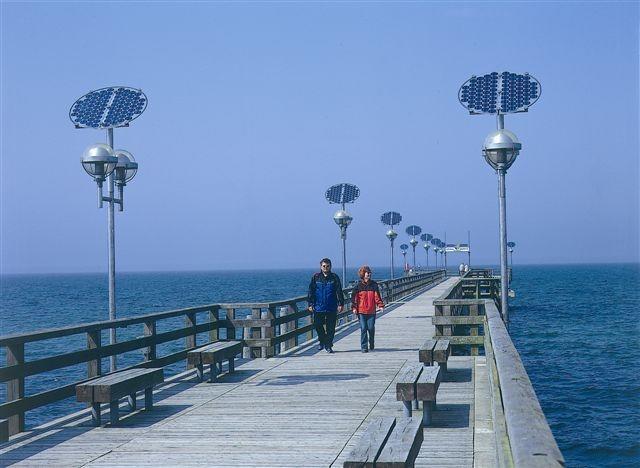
top-left (308, 272), bottom-right (344, 312)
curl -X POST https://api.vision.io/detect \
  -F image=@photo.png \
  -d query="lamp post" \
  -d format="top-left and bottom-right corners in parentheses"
top-left (406, 226), bottom-right (422, 270)
top-left (420, 233), bottom-right (433, 270)
top-left (381, 211), bottom-right (402, 279)
top-left (507, 241), bottom-right (516, 283)
top-left (325, 183), bottom-right (359, 287)
top-left (386, 230), bottom-right (398, 279)
top-left (333, 209), bottom-right (353, 286)
top-left (72, 86), bottom-right (147, 372)
top-left (483, 128), bottom-right (521, 322)
top-left (400, 244), bottom-right (409, 273)
top-left (458, 71), bottom-right (540, 324)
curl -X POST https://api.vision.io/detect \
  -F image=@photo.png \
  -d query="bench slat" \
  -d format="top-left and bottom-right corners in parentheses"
top-left (396, 364), bottom-right (422, 401)
top-left (343, 417), bottom-right (396, 468)
top-left (187, 341), bottom-right (242, 365)
top-left (376, 417), bottom-right (423, 468)
top-left (416, 365), bottom-right (441, 402)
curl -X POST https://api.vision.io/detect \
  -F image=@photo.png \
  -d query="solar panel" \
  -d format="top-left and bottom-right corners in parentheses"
top-left (381, 211), bottom-right (402, 226)
top-left (70, 86), bottom-right (148, 128)
top-left (420, 233), bottom-right (427, 242)
top-left (325, 183), bottom-right (360, 204)
top-left (405, 225), bottom-right (422, 236)
top-left (400, 244), bottom-right (409, 251)
top-left (426, 233), bottom-right (433, 242)
top-left (458, 72), bottom-right (540, 115)
top-left (431, 238), bottom-right (440, 246)
top-left (507, 241), bottom-right (516, 248)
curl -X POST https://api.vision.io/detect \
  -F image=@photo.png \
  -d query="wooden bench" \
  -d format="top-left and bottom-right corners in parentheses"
top-left (187, 340), bottom-right (242, 382)
top-left (0, 418), bottom-right (8, 442)
top-left (396, 363), bottom-right (442, 426)
top-left (418, 339), bottom-right (451, 371)
top-left (343, 416), bottom-right (423, 468)
top-left (76, 367), bottom-right (164, 426)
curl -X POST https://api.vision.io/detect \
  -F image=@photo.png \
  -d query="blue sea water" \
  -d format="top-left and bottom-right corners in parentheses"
top-left (1, 264), bottom-right (639, 467)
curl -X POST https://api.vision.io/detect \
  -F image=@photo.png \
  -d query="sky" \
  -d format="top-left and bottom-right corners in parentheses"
top-left (1, 1), bottom-right (638, 274)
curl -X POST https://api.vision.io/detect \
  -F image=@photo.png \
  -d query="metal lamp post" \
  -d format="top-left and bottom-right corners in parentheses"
top-left (381, 211), bottom-right (402, 280)
top-left (400, 244), bottom-right (409, 273)
top-left (420, 233), bottom-right (433, 270)
top-left (422, 243), bottom-right (430, 270)
top-left (72, 86), bottom-right (148, 372)
top-left (458, 71), bottom-right (540, 324)
top-left (483, 129), bottom-right (521, 323)
top-left (333, 209), bottom-right (353, 286)
top-left (325, 183), bottom-right (360, 287)
top-left (406, 226), bottom-right (422, 270)
top-left (386, 230), bottom-right (398, 278)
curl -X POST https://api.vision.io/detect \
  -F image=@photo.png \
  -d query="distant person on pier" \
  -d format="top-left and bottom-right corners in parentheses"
top-left (307, 258), bottom-right (344, 354)
top-left (459, 263), bottom-right (465, 276)
top-left (351, 265), bottom-right (384, 353)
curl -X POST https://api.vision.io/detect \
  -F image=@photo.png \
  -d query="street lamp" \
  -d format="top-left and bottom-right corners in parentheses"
top-left (71, 86), bottom-right (148, 372)
top-left (406, 225), bottom-right (422, 269)
top-left (421, 233), bottom-right (432, 271)
top-left (381, 211), bottom-right (402, 279)
top-left (326, 183), bottom-right (360, 287)
top-left (400, 244), bottom-right (409, 273)
top-left (458, 71), bottom-right (540, 323)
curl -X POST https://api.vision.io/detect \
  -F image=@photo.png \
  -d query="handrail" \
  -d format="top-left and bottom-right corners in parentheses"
top-left (0, 269), bottom-right (446, 437)
top-left (433, 269), bottom-right (564, 466)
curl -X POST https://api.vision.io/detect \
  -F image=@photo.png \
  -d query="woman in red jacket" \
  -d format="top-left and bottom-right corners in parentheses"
top-left (351, 265), bottom-right (384, 352)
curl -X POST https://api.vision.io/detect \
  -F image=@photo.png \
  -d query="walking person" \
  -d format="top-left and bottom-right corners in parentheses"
top-left (307, 258), bottom-right (344, 353)
top-left (351, 265), bottom-right (384, 353)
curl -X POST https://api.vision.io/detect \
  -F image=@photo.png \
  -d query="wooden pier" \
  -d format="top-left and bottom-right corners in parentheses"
top-left (0, 271), bottom-right (564, 467)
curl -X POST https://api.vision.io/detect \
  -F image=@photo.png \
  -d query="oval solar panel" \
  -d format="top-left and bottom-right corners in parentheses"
top-left (405, 225), bottom-right (422, 236)
top-left (70, 86), bottom-right (148, 128)
top-left (381, 211), bottom-right (402, 226)
top-left (325, 183), bottom-right (360, 204)
top-left (400, 244), bottom-right (409, 251)
top-left (458, 72), bottom-right (540, 115)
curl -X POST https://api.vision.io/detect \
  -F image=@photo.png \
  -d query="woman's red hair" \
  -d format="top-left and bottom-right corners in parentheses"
top-left (358, 265), bottom-right (372, 279)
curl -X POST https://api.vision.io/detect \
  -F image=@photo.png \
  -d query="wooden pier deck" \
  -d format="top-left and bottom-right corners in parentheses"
top-left (0, 277), bottom-right (497, 467)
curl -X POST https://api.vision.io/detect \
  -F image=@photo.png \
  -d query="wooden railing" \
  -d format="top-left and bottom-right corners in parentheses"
top-left (433, 269), bottom-right (564, 467)
top-left (0, 269), bottom-right (445, 436)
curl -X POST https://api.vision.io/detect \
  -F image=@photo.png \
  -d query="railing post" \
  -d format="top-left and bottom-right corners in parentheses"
top-left (470, 303), bottom-right (479, 356)
top-left (226, 308), bottom-right (236, 341)
top-left (262, 307), bottom-right (276, 358)
top-left (144, 320), bottom-right (156, 361)
top-left (185, 312), bottom-right (197, 369)
top-left (6, 343), bottom-right (25, 435)
top-left (87, 330), bottom-right (102, 378)
top-left (249, 308), bottom-right (262, 359)
top-left (209, 307), bottom-right (219, 343)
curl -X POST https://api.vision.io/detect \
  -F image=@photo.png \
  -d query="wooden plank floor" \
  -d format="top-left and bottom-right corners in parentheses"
top-left (0, 277), bottom-right (497, 467)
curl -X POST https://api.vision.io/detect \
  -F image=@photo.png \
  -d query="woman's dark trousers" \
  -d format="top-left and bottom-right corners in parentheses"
top-left (314, 311), bottom-right (337, 348)
top-left (358, 314), bottom-right (376, 350)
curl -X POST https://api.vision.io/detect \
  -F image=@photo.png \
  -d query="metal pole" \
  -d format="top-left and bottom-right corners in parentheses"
top-left (425, 248), bottom-right (429, 271)
top-left (107, 128), bottom-right (117, 372)
top-left (498, 168), bottom-right (509, 323)
top-left (468, 230), bottom-right (471, 266)
top-left (342, 233), bottom-right (347, 288)
top-left (390, 238), bottom-right (395, 279)
top-left (412, 243), bottom-right (416, 269)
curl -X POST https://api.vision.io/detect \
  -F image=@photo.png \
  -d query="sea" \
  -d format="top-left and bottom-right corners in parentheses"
top-left (1, 263), bottom-right (638, 467)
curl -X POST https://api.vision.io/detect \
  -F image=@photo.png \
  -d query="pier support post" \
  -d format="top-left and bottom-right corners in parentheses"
top-left (144, 320), bottom-right (156, 361)
top-left (185, 312), bottom-right (197, 369)
top-left (87, 330), bottom-right (102, 378)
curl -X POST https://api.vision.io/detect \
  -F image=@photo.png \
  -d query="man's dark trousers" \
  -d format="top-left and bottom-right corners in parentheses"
top-left (314, 311), bottom-right (337, 348)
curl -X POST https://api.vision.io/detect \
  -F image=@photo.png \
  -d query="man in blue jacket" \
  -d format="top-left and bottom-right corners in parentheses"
top-left (307, 258), bottom-right (344, 353)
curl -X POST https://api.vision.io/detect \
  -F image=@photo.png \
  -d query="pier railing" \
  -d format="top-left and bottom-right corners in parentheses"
top-left (0, 269), bottom-right (445, 436)
top-left (433, 270), bottom-right (564, 467)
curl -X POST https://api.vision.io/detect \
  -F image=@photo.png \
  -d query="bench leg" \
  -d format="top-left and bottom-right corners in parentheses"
top-left (127, 393), bottom-right (137, 411)
top-left (403, 400), bottom-right (412, 417)
top-left (438, 362), bottom-right (447, 372)
top-left (196, 363), bottom-right (204, 381)
top-left (209, 363), bottom-right (217, 383)
top-left (109, 401), bottom-right (119, 425)
top-left (91, 403), bottom-right (101, 426)
top-left (422, 401), bottom-right (434, 426)
top-left (413, 400), bottom-right (419, 410)
top-left (145, 387), bottom-right (153, 410)
top-left (229, 358), bottom-right (234, 373)
top-left (218, 362), bottom-right (223, 374)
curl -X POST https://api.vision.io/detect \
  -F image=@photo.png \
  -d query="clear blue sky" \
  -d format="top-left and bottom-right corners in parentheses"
top-left (1, 1), bottom-right (638, 274)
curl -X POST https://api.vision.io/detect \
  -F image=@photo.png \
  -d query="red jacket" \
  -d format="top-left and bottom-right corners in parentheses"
top-left (351, 280), bottom-right (384, 315)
